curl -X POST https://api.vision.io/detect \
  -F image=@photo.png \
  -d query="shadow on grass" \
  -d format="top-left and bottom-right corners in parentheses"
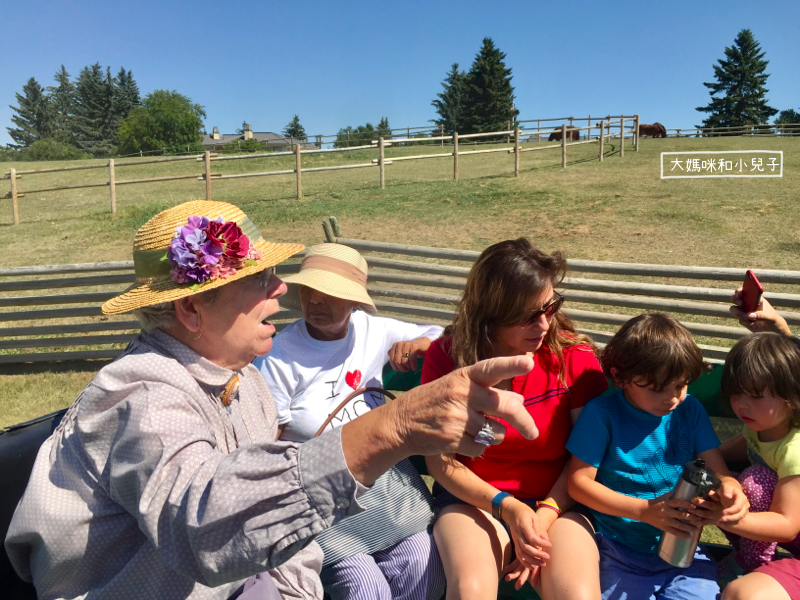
top-left (0, 359), bottom-right (112, 376)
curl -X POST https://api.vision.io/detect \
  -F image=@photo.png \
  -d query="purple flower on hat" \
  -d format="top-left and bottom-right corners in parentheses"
top-left (165, 215), bottom-right (261, 287)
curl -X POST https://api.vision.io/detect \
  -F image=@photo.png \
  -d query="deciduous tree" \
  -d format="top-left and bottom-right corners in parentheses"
top-left (117, 90), bottom-right (206, 155)
top-left (696, 29), bottom-right (778, 129)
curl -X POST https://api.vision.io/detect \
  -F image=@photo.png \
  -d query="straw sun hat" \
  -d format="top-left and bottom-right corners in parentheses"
top-left (279, 243), bottom-right (377, 316)
top-left (101, 200), bottom-right (304, 315)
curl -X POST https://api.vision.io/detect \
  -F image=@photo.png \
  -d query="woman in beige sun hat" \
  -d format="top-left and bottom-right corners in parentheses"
top-left (255, 242), bottom-right (446, 600)
top-left (6, 202), bottom-right (540, 600)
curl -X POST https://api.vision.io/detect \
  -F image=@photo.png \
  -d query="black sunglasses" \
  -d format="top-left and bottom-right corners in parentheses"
top-left (254, 267), bottom-right (276, 289)
top-left (521, 291), bottom-right (564, 326)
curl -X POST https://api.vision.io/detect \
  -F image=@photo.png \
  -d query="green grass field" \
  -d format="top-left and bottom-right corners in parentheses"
top-left (1, 135), bottom-right (797, 434)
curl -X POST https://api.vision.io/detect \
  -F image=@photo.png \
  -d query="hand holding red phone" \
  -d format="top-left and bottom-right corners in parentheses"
top-left (730, 271), bottom-right (792, 336)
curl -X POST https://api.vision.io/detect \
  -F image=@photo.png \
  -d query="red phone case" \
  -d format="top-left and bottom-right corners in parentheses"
top-left (741, 270), bottom-right (764, 313)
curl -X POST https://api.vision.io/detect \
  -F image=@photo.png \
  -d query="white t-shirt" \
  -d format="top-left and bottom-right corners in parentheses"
top-left (254, 311), bottom-right (443, 442)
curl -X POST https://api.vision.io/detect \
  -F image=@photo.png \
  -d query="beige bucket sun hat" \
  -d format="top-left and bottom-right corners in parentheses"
top-left (280, 243), bottom-right (377, 315)
top-left (101, 200), bottom-right (304, 315)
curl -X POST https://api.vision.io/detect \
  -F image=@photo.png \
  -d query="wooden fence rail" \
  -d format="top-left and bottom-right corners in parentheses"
top-left (2, 217), bottom-right (799, 364)
top-left (4, 115), bottom-right (640, 226)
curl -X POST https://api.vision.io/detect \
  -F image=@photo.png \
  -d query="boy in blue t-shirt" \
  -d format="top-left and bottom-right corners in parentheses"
top-left (566, 313), bottom-right (749, 600)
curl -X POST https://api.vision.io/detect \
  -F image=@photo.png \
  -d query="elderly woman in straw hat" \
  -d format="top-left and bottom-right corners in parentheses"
top-left (5, 201), bottom-right (539, 600)
top-left (254, 243), bottom-right (445, 600)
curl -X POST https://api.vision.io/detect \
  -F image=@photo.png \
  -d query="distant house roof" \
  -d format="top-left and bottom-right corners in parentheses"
top-left (201, 130), bottom-right (317, 149)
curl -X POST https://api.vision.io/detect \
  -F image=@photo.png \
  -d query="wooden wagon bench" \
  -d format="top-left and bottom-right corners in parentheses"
top-left (2, 217), bottom-right (800, 599)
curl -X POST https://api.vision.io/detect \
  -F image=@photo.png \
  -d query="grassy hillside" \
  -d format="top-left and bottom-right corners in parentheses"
top-left (1, 136), bottom-right (798, 269)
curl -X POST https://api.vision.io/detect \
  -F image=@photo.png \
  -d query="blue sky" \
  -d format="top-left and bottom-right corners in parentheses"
top-left (2, 0), bottom-right (798, 146)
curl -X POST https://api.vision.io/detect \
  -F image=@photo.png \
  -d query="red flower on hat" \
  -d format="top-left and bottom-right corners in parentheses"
top-left (207, 219), bottom-right (250, 260)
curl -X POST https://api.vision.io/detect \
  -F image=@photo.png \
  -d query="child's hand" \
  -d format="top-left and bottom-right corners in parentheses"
top-left (715, 480), bottom-right (749, 524)
top-left (690, 481), bottom-right (749, 525)
top-left (504, 499), bottom-right (552, 569)
top-left (642, 493), bottom-right (700, 538)
top-left (503, 558), bottom-right (539, 591)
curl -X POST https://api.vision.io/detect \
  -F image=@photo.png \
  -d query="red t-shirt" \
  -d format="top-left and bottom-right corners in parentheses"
top-left (421, 337), bottom-right (609, 499)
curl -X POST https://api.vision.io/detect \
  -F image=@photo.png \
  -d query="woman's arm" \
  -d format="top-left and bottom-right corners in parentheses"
top-left (717, 475), bottom-right (800, 542)
top-left (534, 406), bottom-right (587, 530)
top-left (730, 290), bottom-right (793, 336)
top-left (567, 456), bottom-right (697, 538)
top-left (425, 452), bottom-right (551, 566)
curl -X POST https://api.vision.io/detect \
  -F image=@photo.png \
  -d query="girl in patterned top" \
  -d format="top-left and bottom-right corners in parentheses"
top-left (719, 333), bottom-right (800, 600)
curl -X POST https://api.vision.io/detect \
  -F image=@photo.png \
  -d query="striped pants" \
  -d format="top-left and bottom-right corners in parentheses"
top-left (320, 530), bottom-right (446, 600)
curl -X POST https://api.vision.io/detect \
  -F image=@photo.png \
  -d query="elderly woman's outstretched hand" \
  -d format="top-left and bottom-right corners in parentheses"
top-left (396, 354), bottom-right (538, 456)
top-left (341, 355), bottom-right (537, 485)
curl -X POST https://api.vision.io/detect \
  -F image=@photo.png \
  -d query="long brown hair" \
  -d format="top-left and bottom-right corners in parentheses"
top-left (447, 238), bottom-right (593, 378)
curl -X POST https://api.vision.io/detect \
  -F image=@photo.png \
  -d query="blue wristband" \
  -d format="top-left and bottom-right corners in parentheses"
top-left (492, 492), bottom-right (512, 521)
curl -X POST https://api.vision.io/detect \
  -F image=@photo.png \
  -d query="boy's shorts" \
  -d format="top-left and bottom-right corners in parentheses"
top-left (598, 534), bottom-right (720, 600)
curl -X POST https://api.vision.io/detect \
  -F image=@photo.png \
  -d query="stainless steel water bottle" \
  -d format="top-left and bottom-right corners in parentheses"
top-left (657, 458), bottom-right (721, 568)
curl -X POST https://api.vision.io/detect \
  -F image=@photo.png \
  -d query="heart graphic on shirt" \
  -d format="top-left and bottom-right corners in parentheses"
top-left (345, 370), bottom-right (362, 390)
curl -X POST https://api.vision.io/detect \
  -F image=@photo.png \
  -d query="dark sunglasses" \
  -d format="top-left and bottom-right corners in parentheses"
top-left (521, 291), bottom-right (564, 326)
top-left (254, 267), bottom-right (276, 289)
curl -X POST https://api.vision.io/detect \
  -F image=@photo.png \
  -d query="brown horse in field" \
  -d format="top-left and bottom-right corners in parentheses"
top-left (548, 126), bottom-right (580, 141)
top-left (639, 122), bottom-right (667, 138)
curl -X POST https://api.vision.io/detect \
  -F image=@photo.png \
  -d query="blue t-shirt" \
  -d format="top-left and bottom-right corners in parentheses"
top-left (566, 389), bottom-right (720, 553)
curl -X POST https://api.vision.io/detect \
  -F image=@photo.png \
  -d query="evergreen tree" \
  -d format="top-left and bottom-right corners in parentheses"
top-left (113, 67), bottom-right (140, 125)
top-left (775, 108), bottom-right (800, 124)
top-left (73, 64), bottom-right (116, 156)
top-left (431, 63), bottom-right (468, 135)
top-left (696, 29), bottom-right (778, 129)
top-left (282, 115), bottom-right (307, 140)
top-left (7, 77), bottom-right (52, 148)
top-left (47, 65), bottom-right (76, 145)
top-left (463, 38), bottom-right (519, 134)
top-left (376, 117), bottom-right (391, 139)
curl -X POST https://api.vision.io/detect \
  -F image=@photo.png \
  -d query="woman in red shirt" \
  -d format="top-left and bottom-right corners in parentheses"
top-left (422, 238), bottom-right (609, 599)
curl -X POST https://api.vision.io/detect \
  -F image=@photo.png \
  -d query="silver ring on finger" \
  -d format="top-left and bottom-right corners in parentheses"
top-left (473, 416), bottom-right (496, 446)
top-left (402, 352), bottom-right (410, 358)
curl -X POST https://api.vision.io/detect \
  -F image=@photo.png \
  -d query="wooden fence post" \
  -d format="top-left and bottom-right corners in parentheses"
top-left (561, 124), bottom-right (567, 168)
top-left (634, 114), bottom-right (640, 151)
top-left (506, 121), bottom-right (511, 144)
top-left (599, 120), bottom-right (605, 161)
top-left (10, 168), bottom-right (19, 226)
top-left (537, 119), bottom-right (540, 141)
top-left (204, 151), bottom-right (212, 200)
top-left (440, 124), bottom-right (444, 147)
top-left (108, 159), bottom-right (116, 215)
top-left (620, 118), bottom-right (625, 158)
top-left (588, 114), bottom-right (591, 140)
top-left (514, 128), bottom-right (520, 176)
top-left (569, 116), bottom-right (574, 128)
top-left (378, 136), bottom-right (385, 190)
top-left (295, 144), bottom-right (302, 199)
top-left (453, 132), bottom-right (459, 181)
